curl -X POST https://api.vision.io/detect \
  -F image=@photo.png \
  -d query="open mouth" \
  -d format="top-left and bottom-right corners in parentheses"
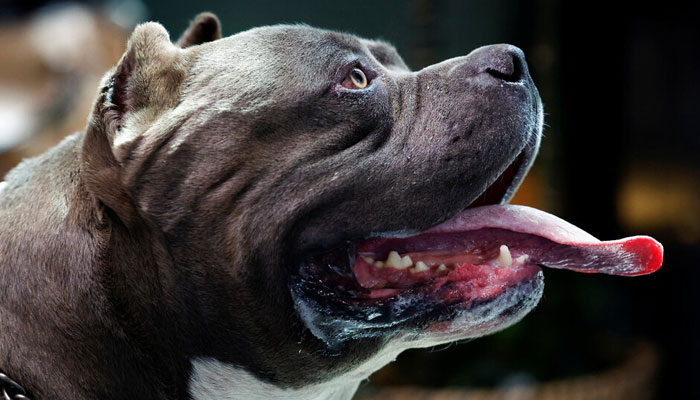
top-left (290, 145), bottom-right (663, 348)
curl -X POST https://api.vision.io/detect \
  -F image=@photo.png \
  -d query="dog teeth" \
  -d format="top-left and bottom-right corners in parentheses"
top-left (385, 251), bottom-right (401, 268)
top-left (385, 251), bottom-right (407, 269)
top-left (515, 254), bottom-right (529, 264)
top-left (409, 261), bottom-right (430, 273)
top-left (372, 251), bottom-right (414, 270)
top-left (361, 256), bottom-right (375, 264)
top-left (369, 247), bottom-right (525, 272)
top-left (496, 244), bottom-right (513, 267)
top-left (371, 248), bottom-right (524, 272)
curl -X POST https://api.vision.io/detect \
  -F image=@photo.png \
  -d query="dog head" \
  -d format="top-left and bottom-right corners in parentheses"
top-left (80, 13), bottom-right (660, 390)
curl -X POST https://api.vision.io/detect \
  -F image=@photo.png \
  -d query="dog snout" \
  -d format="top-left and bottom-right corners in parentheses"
top-left (482, 44), bottom-right (526, 83)
top-left (448, 44), bottom-right (530, 84)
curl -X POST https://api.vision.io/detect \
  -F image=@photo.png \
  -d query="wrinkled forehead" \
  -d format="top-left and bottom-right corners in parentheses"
top-left (182, 25), bottom-right (409, 111)
top-left (195, 24), bottom-right (408, 77)
top-left (359, 37), bottom-right (409, 71)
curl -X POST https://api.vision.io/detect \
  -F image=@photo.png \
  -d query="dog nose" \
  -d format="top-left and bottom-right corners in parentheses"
top-left (469, 44), bottom-right (528, 83)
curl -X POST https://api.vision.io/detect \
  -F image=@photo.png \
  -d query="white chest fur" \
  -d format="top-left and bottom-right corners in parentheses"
top-left (188, 358), bottom-right (360, 400)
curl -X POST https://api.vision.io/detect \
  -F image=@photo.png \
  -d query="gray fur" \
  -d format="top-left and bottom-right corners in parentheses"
top-left (0, 14), bottom-right (542, 399)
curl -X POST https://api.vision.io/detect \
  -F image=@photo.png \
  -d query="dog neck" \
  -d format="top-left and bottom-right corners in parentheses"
top-left (188, 358), bottom-right (360, 400)
top-left (187, 334), bottom-right (411, 399)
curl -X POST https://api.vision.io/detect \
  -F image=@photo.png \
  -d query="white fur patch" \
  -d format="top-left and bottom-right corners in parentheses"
top-left (188, 359), bottom-right (359, 400)
top-left (188, 341), bottom-right (410, 400)
top-left (0, 181), bottom-right (7, 195)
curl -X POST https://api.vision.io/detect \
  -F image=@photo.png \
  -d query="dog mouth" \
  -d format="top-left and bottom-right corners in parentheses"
top-left (290, 146), bottom-right (663, 348)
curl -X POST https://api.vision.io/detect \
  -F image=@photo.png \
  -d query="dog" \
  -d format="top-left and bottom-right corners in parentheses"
top-left (0, 12), bottom-right (662, 400)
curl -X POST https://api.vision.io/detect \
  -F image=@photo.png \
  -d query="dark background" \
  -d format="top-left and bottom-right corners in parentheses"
top-left (1, 0), bottom-right (698, 398)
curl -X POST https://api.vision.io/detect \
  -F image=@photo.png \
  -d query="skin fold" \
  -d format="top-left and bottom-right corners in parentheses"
top-left (0, 13), bottom-right (542, 399)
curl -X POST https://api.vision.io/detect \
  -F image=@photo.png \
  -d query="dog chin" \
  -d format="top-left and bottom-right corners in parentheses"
top-left (405, 273), bottom-right (544, 347)
top-left (291, 266), bottom-right (543, 350)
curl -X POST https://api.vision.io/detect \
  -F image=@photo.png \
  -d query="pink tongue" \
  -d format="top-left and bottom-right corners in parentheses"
top-left (425, 205), bottom-right (663, 276)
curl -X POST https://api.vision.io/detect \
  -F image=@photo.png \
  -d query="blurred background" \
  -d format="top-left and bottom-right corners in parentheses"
top-left (1, 0), bottom-right (698, 398)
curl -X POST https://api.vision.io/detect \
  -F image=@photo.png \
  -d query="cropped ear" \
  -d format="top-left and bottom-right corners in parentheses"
top-left (82, 22), bottom-right (185, 226)
top-left (176, 12), bottom-right (222, 48)
top-left (109, 22), bottom-right (185, 127)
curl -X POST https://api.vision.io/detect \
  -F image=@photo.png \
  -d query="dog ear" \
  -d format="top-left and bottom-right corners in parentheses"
top-left (176, 12), bottom-right (221, 48)
top-left (109, 22), bottom-right (185, 125)
top-left (82, 22), bottom-right (186, 226)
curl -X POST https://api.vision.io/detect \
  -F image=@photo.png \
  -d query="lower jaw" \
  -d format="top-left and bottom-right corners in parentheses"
top-left (423, 272), bottom-right (544, 343)
top-left (290, 266), bottom-right (544, 349)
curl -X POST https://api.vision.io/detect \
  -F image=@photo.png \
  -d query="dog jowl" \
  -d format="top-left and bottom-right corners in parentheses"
top-left (0, 13), bottom-right (662, 400)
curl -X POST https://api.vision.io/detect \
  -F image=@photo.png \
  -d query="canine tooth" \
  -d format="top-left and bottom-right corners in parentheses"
top-left (515, 254), bottom-right (529, 264)
top-left (361, 256), bottom-right (375, 264)
top-left (374, 261), bottom-right (384, 268)
top-left (401, 255), bottom-right (413, 268)
top-left (410, 261), bottom-right (429, 273)
top-left (385, 251), bottom-right (406, 269)
top-left (437, 264), bottom-right (447, 272)
top-left (497, 245), bottom-right (513, 267)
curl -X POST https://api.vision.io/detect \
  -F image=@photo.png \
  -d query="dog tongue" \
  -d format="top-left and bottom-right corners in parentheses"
top-left (424, 204), bottom-right (663, 276)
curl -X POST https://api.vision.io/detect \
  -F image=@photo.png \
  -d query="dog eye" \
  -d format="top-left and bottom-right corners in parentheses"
top-left (343, 68), bottom-right (368, 89)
